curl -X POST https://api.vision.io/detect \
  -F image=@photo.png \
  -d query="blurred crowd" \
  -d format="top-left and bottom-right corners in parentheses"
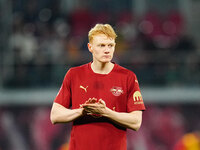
top-left (0, 104), bottom-right (199, 150)
top-left (2, 0), bottom-right (200, 88)
top-left (1, 1), bottom-right (200, 150)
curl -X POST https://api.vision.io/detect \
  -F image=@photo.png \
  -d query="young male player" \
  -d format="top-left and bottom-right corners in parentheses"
top-left (50, 24), bottom-right (145, 150)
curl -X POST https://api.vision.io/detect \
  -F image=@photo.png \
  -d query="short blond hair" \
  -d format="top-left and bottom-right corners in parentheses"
top-left (88, 24), bottom-right (117, 43)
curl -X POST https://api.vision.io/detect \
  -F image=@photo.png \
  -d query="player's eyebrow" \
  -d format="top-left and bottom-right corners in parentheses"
top-left (108, 43), bottom-right (115, 45)
top-left (98, 42), bottom-right (115, 45)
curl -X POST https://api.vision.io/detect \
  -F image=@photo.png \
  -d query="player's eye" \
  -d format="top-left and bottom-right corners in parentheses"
top-left (108, 44), bottom-right (114, 48)
top-left (99, 44), bottom-right (105, 47)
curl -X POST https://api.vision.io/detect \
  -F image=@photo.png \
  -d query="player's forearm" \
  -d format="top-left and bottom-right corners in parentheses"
top-left (50, 103), bottom-right (83, 124)
top-left (103, 109), bottom-right (142, 131)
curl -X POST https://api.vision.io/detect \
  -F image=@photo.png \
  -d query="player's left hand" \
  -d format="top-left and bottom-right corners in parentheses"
top-left (82, 98), bottom-right (107, 117)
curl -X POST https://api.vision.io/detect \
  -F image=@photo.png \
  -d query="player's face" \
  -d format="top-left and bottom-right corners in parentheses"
top-left (88, 34), bottom-right (116, 63)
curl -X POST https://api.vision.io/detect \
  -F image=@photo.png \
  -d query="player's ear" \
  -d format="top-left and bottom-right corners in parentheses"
top-left (88, 43), bottom-right (93, 53)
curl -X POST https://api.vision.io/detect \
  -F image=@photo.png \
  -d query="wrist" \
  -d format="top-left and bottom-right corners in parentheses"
top-left (103, 107), bottom-right (113, 117)
top-left (76, 108), bottom-right (84, 116)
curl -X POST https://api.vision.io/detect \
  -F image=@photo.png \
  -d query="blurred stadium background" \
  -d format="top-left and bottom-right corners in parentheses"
top-left (0, 0), bottom-right (200, 150)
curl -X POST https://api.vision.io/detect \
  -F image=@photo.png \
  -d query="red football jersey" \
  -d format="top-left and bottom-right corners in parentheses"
top-left (54, 62), bottom-right (145, 150)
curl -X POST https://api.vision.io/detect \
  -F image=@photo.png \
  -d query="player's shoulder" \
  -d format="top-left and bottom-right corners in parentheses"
top-left (115, 64), bottom-right (136, 77)
top-left (67, 63), bottom-right (89, 74)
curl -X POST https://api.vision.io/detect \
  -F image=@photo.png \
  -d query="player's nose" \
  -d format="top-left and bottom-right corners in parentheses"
top-left (104, 51), bottom-right (109, 54)
top-left (104, 46), bottom-right (110, 53)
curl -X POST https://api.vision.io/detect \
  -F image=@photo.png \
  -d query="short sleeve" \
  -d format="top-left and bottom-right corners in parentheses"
top-left (54, 69), bottom-right (72, 108)
top-left (127, 72), bottom-right (146, 112)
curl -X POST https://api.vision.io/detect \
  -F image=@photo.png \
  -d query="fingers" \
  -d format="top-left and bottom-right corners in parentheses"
top-left (82, 98), bottom-right (106, 108)
top-left (98, 99), bottom-right (106, 106)
top-left (83, 106), bottom-right (99, 116)
top-left (85, 97), bottom-right (98, 104)
top-left (90, 97), bottom-right (97, 103)
top-left (82, 103), bottom-right (104, 109)
top-left (80, 98), bottom-right (106, 116)
top-left (84, 98), bottom-right (106, 104)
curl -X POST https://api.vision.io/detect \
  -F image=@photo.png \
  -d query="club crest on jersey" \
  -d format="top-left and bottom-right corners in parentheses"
top-left (110, 86), bottom-right (123, 96)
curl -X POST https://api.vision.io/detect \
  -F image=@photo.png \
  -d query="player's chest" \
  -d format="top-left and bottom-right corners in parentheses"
top-left (71, 77), bottom-right (127, 107)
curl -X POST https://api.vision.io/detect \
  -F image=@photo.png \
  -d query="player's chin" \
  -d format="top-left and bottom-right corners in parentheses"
top-left (100, 58), bottom-right (112, 63)
top-left (101, 60), bottom-right (111, 63)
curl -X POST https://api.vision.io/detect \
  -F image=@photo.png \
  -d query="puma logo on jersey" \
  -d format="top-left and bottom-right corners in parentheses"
top-left (80, 85), bottom-right (88, 92)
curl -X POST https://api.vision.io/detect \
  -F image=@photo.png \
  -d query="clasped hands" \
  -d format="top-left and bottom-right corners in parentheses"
top-left (80, 98), bottom-right (107, 118)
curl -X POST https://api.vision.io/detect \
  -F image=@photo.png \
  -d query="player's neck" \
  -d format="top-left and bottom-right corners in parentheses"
top-left (91, 61), bottom-right (114, 74)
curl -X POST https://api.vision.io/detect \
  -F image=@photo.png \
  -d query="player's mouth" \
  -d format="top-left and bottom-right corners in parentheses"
top-left (103, 55), bottom-right (111, 58)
